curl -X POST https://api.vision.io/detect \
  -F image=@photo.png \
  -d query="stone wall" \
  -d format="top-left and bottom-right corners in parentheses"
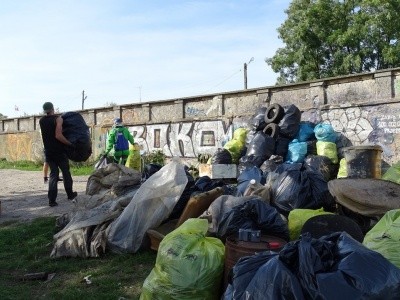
top-left (1, 68), bottom-right (400, 166)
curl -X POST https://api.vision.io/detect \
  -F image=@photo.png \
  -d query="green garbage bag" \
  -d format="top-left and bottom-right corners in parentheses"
top-left (363, 209), bottom-right (400, 269)
top-left (316, 141), bottom-right (338, 164)
top-left (125, 143), bottom-right (142, 171)
top-left (337, 158), bottom-right (347, 178)
top-left (140, 219), bottom-right (225, 300)
top-left (382, 162), bottom-right (400, 184)
top-left (288, 208), bottom-right (333, 241)
top-left (223, 128), bottom-right (248, 164)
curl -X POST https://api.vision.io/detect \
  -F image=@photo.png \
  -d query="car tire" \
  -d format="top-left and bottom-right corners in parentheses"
top-left (264, 103), bottom-right (285, 124)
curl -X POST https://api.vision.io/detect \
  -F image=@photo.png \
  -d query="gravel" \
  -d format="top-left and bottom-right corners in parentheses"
top-left (0, 169), bottom-right (89, 224)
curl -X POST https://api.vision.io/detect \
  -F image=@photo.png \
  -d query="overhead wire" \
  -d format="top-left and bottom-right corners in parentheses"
top-left (202, 67), bottom-right (242, 94)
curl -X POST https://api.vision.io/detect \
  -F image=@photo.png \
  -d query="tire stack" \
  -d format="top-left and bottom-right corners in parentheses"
top-left (265, 103), bottom-right (303, 160)
top-left (239, 104), bottom-right (301, 169)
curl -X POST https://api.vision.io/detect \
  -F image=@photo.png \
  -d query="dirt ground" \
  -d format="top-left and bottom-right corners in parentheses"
top-left (0, 169), bottom-right (89, 224)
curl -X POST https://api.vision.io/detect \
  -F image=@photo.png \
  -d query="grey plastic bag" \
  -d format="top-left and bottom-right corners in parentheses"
top-left (106, 158), bottom-right (188, 253)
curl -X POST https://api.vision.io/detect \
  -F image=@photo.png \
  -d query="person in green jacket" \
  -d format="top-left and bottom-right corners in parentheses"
top-left (105, 118), bottom-right (135, 165)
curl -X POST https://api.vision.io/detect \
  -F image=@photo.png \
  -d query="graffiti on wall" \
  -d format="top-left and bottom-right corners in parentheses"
top-left (185, 106), bottom-right (206, 117)
top-left (94, 120), bottom-right (234, 158)
top-left (320, 106), bottom-right (400, 160)
top-left (122, 120), bottom-right (234, 157)
top-left (5, 133), bottom-right (43, 161)
top-left (91, 106), bottom-right (400, 164)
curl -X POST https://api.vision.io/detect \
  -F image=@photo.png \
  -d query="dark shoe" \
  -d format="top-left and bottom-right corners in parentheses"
top-left (44, 177), bottom-right (48, 183)
top-left (49, 202), bottom-right (58, 207)
top-left (67, 191), bottom-right (77, 200)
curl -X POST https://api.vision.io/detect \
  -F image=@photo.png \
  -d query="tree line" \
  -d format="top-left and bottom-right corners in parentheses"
top-left (266, 0), bottom-right (400, 84)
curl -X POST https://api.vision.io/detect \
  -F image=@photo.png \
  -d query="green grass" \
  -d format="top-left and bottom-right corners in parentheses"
top-left (0, 159), bottom-right (42, 171)
top-left (0, 217), bottom-right (156, 300)
top-left (0, 159), bottom-right (94, 176)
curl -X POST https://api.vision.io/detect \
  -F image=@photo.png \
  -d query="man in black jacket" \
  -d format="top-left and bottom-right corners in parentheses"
top-left (39, 102), bottom-right (77, 207)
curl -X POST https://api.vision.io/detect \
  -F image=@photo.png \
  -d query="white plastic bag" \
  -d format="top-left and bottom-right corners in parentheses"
top-left (106, 158), bottom-right (188, 253)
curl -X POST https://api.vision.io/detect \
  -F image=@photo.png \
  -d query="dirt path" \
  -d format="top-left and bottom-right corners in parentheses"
top-left (0, 169), bottom-right (89, 224)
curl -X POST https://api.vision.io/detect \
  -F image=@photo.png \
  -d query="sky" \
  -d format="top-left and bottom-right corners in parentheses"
top-left (0, 0), bottom-right (291, 118)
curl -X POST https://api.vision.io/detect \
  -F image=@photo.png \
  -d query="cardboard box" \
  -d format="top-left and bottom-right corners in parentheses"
top-left (198, 164), bottom-right (238, 179)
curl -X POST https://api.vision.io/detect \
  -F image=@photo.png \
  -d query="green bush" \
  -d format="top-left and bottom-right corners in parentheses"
top-left (142, 150), bottom-right (166, 166)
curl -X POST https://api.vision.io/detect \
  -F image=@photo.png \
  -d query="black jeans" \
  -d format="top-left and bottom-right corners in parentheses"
top-left (47, 154), bottom-right (73, 203)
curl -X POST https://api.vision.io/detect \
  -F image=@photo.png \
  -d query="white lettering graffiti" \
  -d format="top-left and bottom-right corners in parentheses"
top-left (128, 120), bottom-right (233, 157)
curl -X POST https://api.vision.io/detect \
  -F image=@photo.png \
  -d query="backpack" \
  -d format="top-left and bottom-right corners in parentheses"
top-left (114, 129), bottom-right (129, 151)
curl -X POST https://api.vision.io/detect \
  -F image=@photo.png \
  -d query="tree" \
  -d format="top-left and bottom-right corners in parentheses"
top-left (104, 101), bottom-right (118, 107)
top-left (266, 0), bottom-right (400, 84)
top-left (0, 113), bottom-right (8, 120)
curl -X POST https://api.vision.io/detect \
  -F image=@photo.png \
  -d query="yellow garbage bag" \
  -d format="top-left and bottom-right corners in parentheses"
top-left (125, 143), bottom-right (141, 171)
top-left (337, 158), bottom-right (347, 178)
top-left (224, 128), bottom-right (248, 164)
top-left (316, 141), bottom-right (338, 164)
top-left (288, 208), bottom-right (333, 241)
top-left (140, 219), bottom-right (225, 300)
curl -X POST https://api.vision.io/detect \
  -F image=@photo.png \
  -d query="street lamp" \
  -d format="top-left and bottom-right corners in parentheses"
top-left (244, 57), bottom-right (254, 89)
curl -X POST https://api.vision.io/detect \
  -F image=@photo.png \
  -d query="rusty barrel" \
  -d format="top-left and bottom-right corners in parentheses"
top-left (223, 234), bottom-right (287, 290)
top-left (343, 145), bottom-right (382, 179)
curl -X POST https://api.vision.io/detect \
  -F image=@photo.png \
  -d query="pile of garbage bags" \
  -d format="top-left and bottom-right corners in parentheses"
top-left (225, 232), bottom-right (400, 299)
top-left (50, 102), bottom-right (400, 299)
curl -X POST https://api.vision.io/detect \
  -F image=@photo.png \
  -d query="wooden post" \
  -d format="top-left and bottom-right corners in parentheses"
top-left (244, 62), bottom-right (248, 89)
top-left (82, 90), bottom-right (87, 110)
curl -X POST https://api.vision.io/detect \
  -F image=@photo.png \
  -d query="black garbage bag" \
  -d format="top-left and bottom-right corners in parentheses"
top-left (278, 104), bottom-right (301, 139)
top-left (62, 112), bottom-right (92, 162)
top-left (194, 176), bottom-right (224, 192)
top-left (275, 135), bottom-right (291, 158)
top-left (260, 155), bottom-right (283, 175)
top-left (143, 163), bottom-right (163, 180)
top-left (271, 163), bottom-right (335, 215)
top-left (304, 154), bottom-right (338, 182)
top-left (236, 166), bottom-right (265, 196)
top-left (244, 131), bottom-right (275, 166)
top-left (251, 107), bottom-right (268, 131)
top-left (210, 148), bottom-right (232, 164)
top-left (280, 232), bottom-right (400, 299)
top-left (217, 198), bottom-right (289, 241)
top-left (226, 232), bottom-right (400, 299)
top-left (306, 139), bottom-right (318, 155)
top-left (166, 167), bottom-right (196, 221)
top-left (245, 129), bottom-right (256, 147)
top-left (238, 155), bottom-right (266, 172)
top-left (224, 251), bottom-right (304, 300)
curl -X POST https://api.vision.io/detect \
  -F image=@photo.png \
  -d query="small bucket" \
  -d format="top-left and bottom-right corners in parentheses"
top-left (223, 234), bottom-right (286, 290)
top-left (343, 145), bottom-right (382, 179)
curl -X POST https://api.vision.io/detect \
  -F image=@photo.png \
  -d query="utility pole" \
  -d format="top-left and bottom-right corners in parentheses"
top-left (244, 57), bottom-right (254, 90)
top-left (137, 86), bottom-right (142, 102)
top-left (82, 90), bottom-right (87, 110)
top-left (244, 63), bottom-right (248, 89)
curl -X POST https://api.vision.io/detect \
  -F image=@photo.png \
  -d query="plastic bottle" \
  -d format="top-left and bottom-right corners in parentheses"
top-left (243, 179), bottom-right (265, 196)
